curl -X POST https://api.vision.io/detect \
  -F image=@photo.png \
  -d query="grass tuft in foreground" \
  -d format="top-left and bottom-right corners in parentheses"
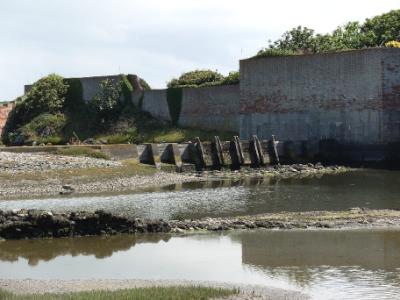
top-left (56, 147), bottom-right (110, 160)
top-left (0, 286), bottom-right (237, 300)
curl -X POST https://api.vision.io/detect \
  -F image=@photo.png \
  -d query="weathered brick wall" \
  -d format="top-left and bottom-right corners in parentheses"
top-left (141, 85), bottom-right (240, 132)
top-left (179, 85), bottom-right (239, 132)
top-left (382, 49), bottom-right (400, 142)
top-left (0, 102), bottom-right (14, 137)
top-left (239, 48), bottom-right (400, 144)
top-left (142, 89), bottom-right (171, 121)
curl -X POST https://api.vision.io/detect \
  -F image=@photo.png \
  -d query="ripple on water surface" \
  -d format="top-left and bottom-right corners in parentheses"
top-left (1, 169), bottom-right (400, 219)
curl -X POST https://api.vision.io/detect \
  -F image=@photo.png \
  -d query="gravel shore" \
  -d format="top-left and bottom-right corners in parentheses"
top-left (0, 152), bottom-right (202, 199)
top-left (0, 279), bottom-right (309, 299)
top-left (0, 152), bottom-right (121, 172)
top-left (0, 151), bottom-right (350, 200)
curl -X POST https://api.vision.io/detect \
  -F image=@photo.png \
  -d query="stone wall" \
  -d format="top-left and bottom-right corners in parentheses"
top-left (239, 48), bottom-right (400, 145)
top-left (141, 85), bottom-right (240, 132)
top-left (79, 75), bottom-right (123, 103)
top-left (142, 89), bottom-right (171, 121)
top-left (180, 85), bottom-right (239, 132)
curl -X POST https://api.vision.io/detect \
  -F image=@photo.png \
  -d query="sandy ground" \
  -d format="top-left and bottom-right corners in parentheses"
top-left (0, 279), bottom-right (309, 300)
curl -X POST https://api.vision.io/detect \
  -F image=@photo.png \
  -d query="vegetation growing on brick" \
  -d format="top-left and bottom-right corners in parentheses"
top-left (166, 88), bottom-right (183, 126)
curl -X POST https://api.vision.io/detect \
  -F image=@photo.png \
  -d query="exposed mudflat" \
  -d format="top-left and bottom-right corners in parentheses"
top-left (1, 208), bottom-right (399, 240)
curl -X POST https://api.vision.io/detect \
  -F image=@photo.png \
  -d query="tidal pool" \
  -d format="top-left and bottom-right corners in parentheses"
top-left (1, 229), bottom-right (399, 300)
top-left (0, 169), bottom-right (399, 219)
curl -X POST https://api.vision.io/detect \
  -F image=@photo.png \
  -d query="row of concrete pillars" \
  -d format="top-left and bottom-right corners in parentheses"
top-left (188, 135), bottom-right (280, 171)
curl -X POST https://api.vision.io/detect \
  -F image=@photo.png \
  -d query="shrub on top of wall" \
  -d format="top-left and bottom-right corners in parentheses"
top-left (166, 88), bottom-right (183, 126)
top-left (167, 70), bottom-right (225, 88)
top-left (167, 70), bottom-right (239, 88)
top-left (221, 71), bottom-right (240, 85)
top-left (256, 48), bottom-right (299, 58)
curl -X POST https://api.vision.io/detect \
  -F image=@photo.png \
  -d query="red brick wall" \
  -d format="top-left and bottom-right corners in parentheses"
top-left (0, 103), bottom-right (14, 137)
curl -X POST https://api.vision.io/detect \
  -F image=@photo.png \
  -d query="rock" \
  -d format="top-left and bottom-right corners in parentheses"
top-left (172, 228), bottom-right (185, 234)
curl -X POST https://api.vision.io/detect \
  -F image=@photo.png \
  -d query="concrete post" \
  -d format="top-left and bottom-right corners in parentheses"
top-left (269, 135), bottom-right (280, 165)
top-left (254, 135), bottom-right (266, 165)
top-left (168, 143), bottom-right (183, 172)
top-left (213, 136), bottom-right (225, 167)
top-left (146, 143), bottom-right (161, 169)
top-left (250, 135), bottom-right (261, 166)
top-left (194, 137), bottom-right (207, 170)
top-left (234, 136), bottom-right (245, 165)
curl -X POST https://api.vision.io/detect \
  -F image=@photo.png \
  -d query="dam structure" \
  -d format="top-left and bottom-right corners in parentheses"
top-left (3, 47), bottom-right (400, 163)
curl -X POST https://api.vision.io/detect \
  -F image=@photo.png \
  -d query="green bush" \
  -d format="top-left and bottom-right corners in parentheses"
top-left (221, 71), bottom-right (240, 85)
top-left (256, 48), bottom-right (300, 57)
top-left (89, 79), bottom-right (123, 128)
top-left (9, 113), bottom-right (66, 145)
top-left (4, 74), bottom-right (68, 138)
top-left (167, 70), bottom-right (224, 88)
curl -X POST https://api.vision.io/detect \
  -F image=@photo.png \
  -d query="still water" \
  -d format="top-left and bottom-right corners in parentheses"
top-left (1, 229), bottom-right (399, 300)
top-left (0, 169), bottom-right (399, 219)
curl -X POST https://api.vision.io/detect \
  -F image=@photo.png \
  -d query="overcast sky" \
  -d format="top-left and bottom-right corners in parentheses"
top-left (0, 0), bottom-right (398, 100)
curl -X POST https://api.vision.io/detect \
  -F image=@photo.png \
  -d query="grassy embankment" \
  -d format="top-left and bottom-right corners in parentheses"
top-left (0, 287), bottom-right (237, 300)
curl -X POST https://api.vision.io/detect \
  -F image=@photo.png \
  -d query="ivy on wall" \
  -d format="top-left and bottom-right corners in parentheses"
top-left (166, 88), bottom-right (183, 126)
top-left (121, 75), bottom-right (134, 104)
top-left (63, 78), bottom-right (84, 112)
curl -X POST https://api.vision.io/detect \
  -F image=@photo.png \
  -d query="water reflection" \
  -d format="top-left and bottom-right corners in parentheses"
top-left (1, 230), bottom-right (400, 299)
top-left (1, 170), bottom-right (400, 220)
top-left (0, 234), bottom-right (170, 266)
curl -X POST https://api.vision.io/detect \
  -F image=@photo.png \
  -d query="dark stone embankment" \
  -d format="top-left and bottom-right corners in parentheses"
top-left (1, 208), bottom-right (400, 240)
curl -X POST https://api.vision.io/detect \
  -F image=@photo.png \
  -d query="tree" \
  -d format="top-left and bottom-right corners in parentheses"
top-left (268, 26), bottom-right (316, 53)
top-left (22, 74), bottom-right (68, 119)
top-left (361, 10), bottom-right (400, 46)
top-left (6, 74), bottom-right (68, 131)
top-left (89, 79), bottom-right (123, 125)
top-left (256, 9), bottom-right (400, 57)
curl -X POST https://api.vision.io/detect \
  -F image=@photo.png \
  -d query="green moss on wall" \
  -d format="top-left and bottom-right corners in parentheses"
top-left (121, 75), bottom-right (134, 104)
top-left (64, 78), bottom-right (84, 112)
top-left (166, 88), bottom-right (183, 126)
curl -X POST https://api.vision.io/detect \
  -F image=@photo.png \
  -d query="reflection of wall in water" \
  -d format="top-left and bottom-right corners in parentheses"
top-left (237, 230), bottom-right (400, 270)
top-left (0, 234), bottom-right (171, 266)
